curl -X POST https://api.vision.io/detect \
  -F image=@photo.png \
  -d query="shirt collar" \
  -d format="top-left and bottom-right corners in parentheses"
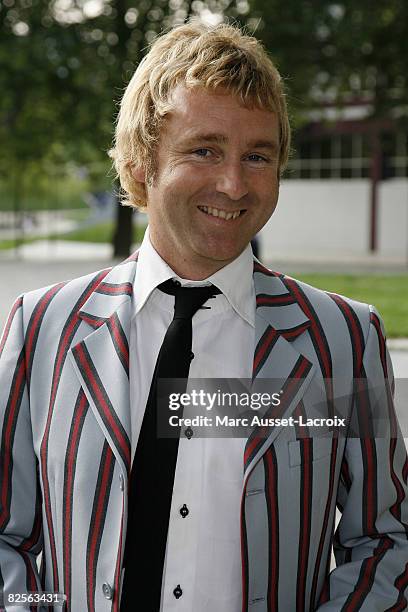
top-left (133, 226), bottom-right (255, 327)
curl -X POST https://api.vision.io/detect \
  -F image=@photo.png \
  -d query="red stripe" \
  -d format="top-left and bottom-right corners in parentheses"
top-left (256, 294), bottom-right (294, 306)
top-left (344, 538), bottom-right (393, 610)
top-left (20, 551), bottom-right (39, 612)
top-left (403, 458), bottom-right (408, 485)
top-left (318, 579), bottom-right (330, 605)
top-left (25, 284), bottom-right (64, 381)
top-left (0, 358), bottom-right (25, 528)
top-left (253, 327), bottom-right (278, 374)
top-left (297, 438), bottom-right (313, 611)
top-left (389, 439), bottom-right (407, 527)
top-left (341, 457), bottom-right (352, 491)
top-left (285, 279), bottom-right (332, 377)
top-left (370, 312), bottom-right (387, 376)
top-left (63, 392), bottom-right (88, 610)
top-left (80, 313), bottom-right (105, 329)
top-left (88, 448), bottom-right (114, 611)
top-left (329, 294), bottom-right (364, 373)
top-left (244, 434), bottom-right (261, 469)
top-left (21, 551), bottom-right (38, 589)
top-left (362, 438), bottom-right (376, 532)
top-left (97, 283), bottom-right (133, 296)
top-left (281, 322), bottom-right (310, 341)
top-left (265, 449), bottom-right (279, 609)
top-left (0, 296), bottom-right (23, 358)
top-left (110, 317), bottom-right (129, 371)
top-left (49, 315), bottom-right (86, 409)
top-left (75, 344), bottom-right (130, 467)
top-left (253, 262), bottom-right (279, 276)
top-left (309, 438), bottom-right (339, 609)
top-left (113, 501), bottom-right (125, 612)
top-left (386, 562), bottom-right (408, 611)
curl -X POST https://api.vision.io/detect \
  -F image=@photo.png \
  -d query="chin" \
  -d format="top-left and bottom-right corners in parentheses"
top-left (201, 248), bottom-right (244, 264)
top-left (192, 239), bottom-right (248, 265)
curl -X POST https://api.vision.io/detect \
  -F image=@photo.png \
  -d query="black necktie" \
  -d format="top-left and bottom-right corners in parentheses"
top-left (121, 279), bottom-right (220, 611)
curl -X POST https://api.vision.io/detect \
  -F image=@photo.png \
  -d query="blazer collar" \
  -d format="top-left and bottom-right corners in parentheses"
top-left (77, 252), bottom-right (138, 328)
top-left (253, 260), bottom-right (311, 339)
top-left (77, 255), bottom-right (312, 336)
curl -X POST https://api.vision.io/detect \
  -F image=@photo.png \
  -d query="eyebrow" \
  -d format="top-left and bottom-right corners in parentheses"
top-left (182, 133), bottom-right (279, 152)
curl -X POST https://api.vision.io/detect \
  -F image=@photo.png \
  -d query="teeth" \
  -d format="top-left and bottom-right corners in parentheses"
top-left (199, 206), bottom-right (242, 220)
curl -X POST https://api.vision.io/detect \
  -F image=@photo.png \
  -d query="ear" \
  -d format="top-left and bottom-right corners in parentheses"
top-left (130, 164), bottom-right (146, 184)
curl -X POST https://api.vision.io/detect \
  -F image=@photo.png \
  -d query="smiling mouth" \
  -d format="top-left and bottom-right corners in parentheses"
top-left (198, 206), bottom-right (245, 220)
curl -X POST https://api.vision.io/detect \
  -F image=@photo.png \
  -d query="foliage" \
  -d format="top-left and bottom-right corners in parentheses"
top-left (247, 0), bottom-right (408, 124)
top-left (1, 0), bottom-right (408, 253)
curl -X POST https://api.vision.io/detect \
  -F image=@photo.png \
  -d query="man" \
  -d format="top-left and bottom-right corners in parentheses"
top-left (0, 21), bottom-right (407, 612)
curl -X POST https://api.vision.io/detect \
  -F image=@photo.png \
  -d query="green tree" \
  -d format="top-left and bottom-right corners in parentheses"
top-left (246, 0), bottom-right (408, 118)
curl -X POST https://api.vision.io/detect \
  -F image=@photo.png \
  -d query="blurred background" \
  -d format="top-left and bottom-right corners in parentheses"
top-left (0, 0), bottom-right (407, 373)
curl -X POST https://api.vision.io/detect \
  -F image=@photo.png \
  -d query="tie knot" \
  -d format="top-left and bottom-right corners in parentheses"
top-left (158, 279), bottom-right (221, 319)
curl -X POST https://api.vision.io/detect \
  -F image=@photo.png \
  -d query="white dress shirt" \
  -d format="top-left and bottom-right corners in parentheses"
top-left (129, 228), bottom-right (255, 611)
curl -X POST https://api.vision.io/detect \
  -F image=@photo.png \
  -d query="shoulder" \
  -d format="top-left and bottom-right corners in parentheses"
top-left (16, 251), bottom-right (139, 325)
top-left (18, 266), bottom-right (113, 325)
top-left (253, 261), bottom-right (375, 344)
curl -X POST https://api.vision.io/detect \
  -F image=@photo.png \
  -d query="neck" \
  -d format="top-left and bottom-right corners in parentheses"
top-left (161, 253), bottom-right (231, 281)
top-left (148, 235), bottom-right (242, 281)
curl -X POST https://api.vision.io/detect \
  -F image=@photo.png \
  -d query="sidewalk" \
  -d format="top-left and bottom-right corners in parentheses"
top-left (2, 239), bottom-right (408, 273)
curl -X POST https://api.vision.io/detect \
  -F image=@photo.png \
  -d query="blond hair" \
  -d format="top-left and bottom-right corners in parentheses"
top-left (109, 21), bottom-right (291, 210)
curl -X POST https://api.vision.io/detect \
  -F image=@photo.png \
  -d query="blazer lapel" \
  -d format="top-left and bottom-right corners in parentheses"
top-left (69, 256), bottom-right (138, 477)
top-left (244, 263), bottom-right (316, 479)
top-left (68, 255), bottom-right (315, 481)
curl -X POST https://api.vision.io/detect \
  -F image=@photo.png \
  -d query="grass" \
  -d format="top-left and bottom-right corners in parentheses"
top-left (294, 274), bottom-right (408, 338)
top-left (0, 221), bottom-right (146, 249)
top-left (0, 190), bottom-right (89, 212)
top-left (63, 209), bottom-right (90, 222)
top-left (0, 237), bottom-right (37, 250)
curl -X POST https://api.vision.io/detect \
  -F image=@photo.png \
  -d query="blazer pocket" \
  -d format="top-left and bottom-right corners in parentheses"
top-left (288, 433), bottom-right (334, 468)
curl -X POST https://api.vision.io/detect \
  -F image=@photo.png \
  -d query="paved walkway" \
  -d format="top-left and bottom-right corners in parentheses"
top-left (2, 239), bottom-right (408, 273)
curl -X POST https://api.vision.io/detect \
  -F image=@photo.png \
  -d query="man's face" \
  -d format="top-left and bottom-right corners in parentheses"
top-left (138, 85), bottom-right (280, 279)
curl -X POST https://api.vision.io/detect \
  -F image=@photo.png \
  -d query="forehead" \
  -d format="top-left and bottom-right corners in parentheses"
top-left (163, 85), bottom-right (279, 141)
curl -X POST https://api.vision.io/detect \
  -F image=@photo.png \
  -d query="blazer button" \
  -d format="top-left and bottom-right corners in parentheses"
top-left (185, 427), bottom-right (193, 439)
top-left (180, 504), bottom-right (189, 518)
top-left (102, 582), bottom-right (113, 600)
top-left (173, 584), bottom-right (183, 599)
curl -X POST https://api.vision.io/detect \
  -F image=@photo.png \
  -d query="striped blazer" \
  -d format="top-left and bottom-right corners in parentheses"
top-left (0, 252), bottom-right (407, 611)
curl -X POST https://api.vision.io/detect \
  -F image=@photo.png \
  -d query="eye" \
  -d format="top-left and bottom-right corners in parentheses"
top-left (193, 148), bottom-right (212, 157)
top-left (247, 153), bottom-right (268, 162)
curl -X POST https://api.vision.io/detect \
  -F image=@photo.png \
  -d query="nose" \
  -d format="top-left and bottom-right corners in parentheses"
top-left (215, 161), bottom-right (249, 201)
